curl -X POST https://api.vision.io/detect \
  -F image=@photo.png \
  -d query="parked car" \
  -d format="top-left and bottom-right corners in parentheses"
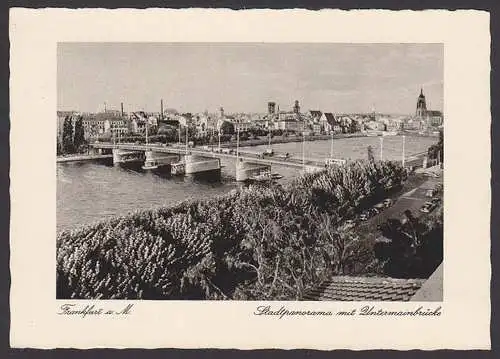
top-left (373, 202), bottom-right (385, 211)
top-left (430, 198), bottom-right (441, 205)
top-left (359, 211), bottom-right (371, 221)
top-left (420, 202), bottom-right (437, 213)
top-left (383, 198), bottom-right (394, 207)
top-left (369, 208), bottom-right (380, 216)
top-left (426, 189), bottom-right (437, 198)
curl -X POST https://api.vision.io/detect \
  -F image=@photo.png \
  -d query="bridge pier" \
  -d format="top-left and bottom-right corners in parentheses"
top-left (236, 160), bottom-right (272, 182)
top-left (90, 144), bottom-right (326, 175)
top-left (184, 154), bottom-right (221, 175)
top-left (112, 148), bottom-right (144, 165)
top-left (143, 150), bottom-right (179, 169)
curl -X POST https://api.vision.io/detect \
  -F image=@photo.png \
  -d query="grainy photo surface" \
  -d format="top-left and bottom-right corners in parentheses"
top-left (56, 43), bottom-right (444, 301)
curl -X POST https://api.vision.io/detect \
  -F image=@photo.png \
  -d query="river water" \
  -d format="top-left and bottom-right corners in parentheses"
top-left (57, 135), bottom-right (437, 232)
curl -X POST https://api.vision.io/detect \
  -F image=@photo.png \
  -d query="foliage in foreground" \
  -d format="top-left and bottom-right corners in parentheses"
top-left (374, 209), bottom-right (443, 279)
top-left (57, 160), bottom-right (406, 300)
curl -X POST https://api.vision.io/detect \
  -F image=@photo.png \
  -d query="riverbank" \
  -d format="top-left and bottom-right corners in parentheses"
top-left (218, 131), bottom-right (437, 149)
top-left (222, 132), bottom-right (366, 149)
top-left (57, 154), bottom-right (113, 163)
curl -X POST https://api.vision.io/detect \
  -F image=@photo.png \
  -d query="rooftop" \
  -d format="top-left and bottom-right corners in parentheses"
top-left (323, 112), bottom-right (337, 125)
top-left (303, 276), bottom-right (426, 301)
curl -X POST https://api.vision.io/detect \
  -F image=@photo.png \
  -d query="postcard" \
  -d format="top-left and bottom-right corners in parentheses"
top-left (9, 8), bottom-right (491, 349)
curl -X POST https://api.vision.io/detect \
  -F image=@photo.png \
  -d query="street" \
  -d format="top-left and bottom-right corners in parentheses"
top-left (353, 173), bottom-right (443, 239)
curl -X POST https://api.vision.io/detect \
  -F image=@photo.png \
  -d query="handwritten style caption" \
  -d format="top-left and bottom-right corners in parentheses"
top-left (254, 305), bottom-right (442, 319)
top-left (58, 303), bottom-right (134, 318)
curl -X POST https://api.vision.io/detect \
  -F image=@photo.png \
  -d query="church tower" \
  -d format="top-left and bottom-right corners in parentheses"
top-left (293, 100), bottom-right (300, 114)
top-left (416, 88), bottom-right (427, 118)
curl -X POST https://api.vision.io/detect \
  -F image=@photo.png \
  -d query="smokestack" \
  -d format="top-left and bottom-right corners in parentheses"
top-left (160, 99), bottom-right (164, 120)
top-left (121, 102), bottom-right (124, 117)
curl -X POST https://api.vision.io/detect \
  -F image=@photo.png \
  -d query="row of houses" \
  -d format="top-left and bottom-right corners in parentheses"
top-left (215, 110), bottom-right (362, 135)
top-left (57, 109), bottom-right (374, 142)
top-left (57, 111), bottom-right (160, 141)
top-left (58, 107), bottom-right (442, 142)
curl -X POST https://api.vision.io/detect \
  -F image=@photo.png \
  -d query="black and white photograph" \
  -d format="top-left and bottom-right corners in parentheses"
top-left (56, 42), bottom-right (444, 301)
top-left (10, 8), bottom-right (493, 350)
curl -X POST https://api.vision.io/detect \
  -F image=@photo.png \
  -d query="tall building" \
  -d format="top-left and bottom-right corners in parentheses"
top-left (416, 88), bottom-right (427, 118)
top-left (293, 100), bottom-right (300, 114)
top-left (268, 102), bottom-right (276, 115)
top-left (370, 104), bottom-right (377, 121)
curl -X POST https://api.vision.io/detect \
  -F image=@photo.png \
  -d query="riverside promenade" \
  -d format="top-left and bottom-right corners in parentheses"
top-left (57, 154), bottom-right (113, 163)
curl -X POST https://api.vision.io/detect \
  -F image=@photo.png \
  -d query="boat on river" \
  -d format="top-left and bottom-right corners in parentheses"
top-left (171, 161), bottom-right (185, 175)
top-left (248, 170), bottom-right (282, 182)
top-left (142, 159), bottom-right (159, 170)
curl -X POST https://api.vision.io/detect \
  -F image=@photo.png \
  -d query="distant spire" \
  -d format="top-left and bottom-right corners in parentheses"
top-left (420, 87), bottom-right (423, 96)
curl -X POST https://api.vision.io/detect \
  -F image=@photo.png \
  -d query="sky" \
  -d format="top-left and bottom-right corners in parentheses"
top-left (57, 43), bottom-right (443, 115)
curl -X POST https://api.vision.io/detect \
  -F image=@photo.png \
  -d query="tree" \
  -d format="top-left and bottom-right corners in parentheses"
top-left (438, 129), bottom-right (444, 163)
top-left (62, 116), bottom-right (74, 154)
top-left (73, 116), bottom-right (85, 152)
top-left (239, 132), bottom-right (250, 141)
top-left (179, 126), bottom-right (196, 142)
top-left (367, 145), bottom-right (375, 162)
top-left (374, 212), bottom-right (443, 279)
top-left (219, 121), bottom-right (235, 135)
top-left (57, 138), bottom-right (63, 155)
top-left (426, 129), bottom-right (444, 164)
top-left (349, 120), bottom-right (358, 133)
top-left (158, 125), bottom-right (178, 142)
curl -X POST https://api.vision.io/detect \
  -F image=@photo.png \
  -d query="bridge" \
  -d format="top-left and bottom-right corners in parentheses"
top-left (89, 142), bottom-right (328, 181)
top-left (89, 141), bottom-right (429, 181)
top-left (91, 143), bottom-right (327, 168)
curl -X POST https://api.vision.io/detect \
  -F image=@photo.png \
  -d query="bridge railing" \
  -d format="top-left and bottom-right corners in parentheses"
top-left (91, 143), bottom-right (325, 168)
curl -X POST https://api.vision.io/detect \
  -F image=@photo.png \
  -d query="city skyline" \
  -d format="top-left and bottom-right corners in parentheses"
top-left (58, 43), bottom-right (443, 115)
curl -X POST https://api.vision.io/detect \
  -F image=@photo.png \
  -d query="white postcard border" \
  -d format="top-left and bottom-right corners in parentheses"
top-left (9, 9), bottom-right (491, 349)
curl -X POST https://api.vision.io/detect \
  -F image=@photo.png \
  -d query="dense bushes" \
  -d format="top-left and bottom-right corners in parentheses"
top-left (57, 160), bottom-right (406, 300)
top-left (374, 209), bottom-right (443, 279)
